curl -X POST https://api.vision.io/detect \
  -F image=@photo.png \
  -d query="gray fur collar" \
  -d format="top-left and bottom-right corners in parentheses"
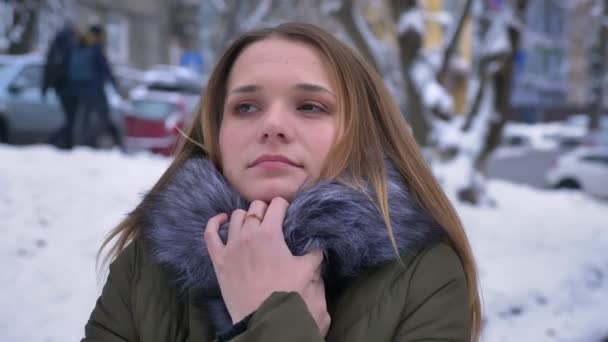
top-left (138, 157), bottom-right (444, 333)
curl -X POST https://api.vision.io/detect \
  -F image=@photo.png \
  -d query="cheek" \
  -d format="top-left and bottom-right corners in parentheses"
top-left (307, 125), bottom-right (337, 171)
top-left (219, 119), bottom-right (241, 152)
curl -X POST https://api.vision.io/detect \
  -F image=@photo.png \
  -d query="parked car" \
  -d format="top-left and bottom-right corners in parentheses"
top-left (545, 146), bottom-right (608, 199)
top-left (113, 64), bottom-right (146, 96)
top-left (564, 114), bottom-right (608, 148)
top-left (0, 54), bottom-right (126, 146)
top-left (124, 90), bottom-right (199, 156)
top-left (500, 121), bottom-right (588, 150)
top-left (128, 65), bottom-right (204, 100)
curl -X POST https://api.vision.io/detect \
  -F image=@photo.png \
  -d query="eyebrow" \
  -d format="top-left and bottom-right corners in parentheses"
top-left (228, 83), bottom-right (335, 97)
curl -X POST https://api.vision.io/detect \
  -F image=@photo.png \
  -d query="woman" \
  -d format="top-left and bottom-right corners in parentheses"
top-left (83, 22), bottom-right (481, 341)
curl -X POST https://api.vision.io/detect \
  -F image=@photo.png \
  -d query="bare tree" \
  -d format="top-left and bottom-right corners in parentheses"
top-left (0, 0), bottom-right (39, 54)
top-left (332, 0), bottom-right (382, 72)
top-left (389, 0), bottom-right (429, 145)
top-left (331, 0), bottom-right (528, 204)
top-left (200, 0), bottom-right (275, 74)
top-left (1, 0), bottom-right (75, 54)
top-left (475, 0), bottom-right (528, 179)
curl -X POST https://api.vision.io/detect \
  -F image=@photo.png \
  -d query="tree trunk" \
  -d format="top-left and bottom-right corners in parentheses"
top-left (8, 6), bottom-right (38, 54)
top-left (333, 0), bottom-right (381, 72)
top-left (438, 0), bottom-right (473, 84)
top-left (389, 0), bottom-right (428, 146)
top-left (475, 1), bottom-right (528, 175)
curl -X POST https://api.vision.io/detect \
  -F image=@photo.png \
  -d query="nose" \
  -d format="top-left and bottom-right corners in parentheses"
top-left (259, 104), bottom-right (292, 143)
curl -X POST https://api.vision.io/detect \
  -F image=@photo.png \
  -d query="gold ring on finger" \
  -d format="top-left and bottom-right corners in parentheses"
top-left (246, 213), bottom-right (262, 223)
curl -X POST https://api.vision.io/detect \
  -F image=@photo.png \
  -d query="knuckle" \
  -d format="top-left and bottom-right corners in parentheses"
top-left (240, 230), bottom-right (256, 242)
top-left (258, 227), bottom-right (273, 238)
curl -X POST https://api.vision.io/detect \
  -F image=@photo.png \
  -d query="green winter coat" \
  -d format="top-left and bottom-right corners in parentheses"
top-left (82, 238), bottom-right (470, 341)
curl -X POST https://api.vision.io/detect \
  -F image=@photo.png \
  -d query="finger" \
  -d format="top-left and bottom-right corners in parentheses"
top-left (261, 197), bottom-right (289, 236)
top-left (242, 200), bottom-right (268, 230)
top-left (204, 213), bottom-right (228, 259)
top-left (228, 209), bottom-right (247, 242)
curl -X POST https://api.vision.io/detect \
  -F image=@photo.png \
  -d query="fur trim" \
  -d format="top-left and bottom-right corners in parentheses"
top-left (139, 157), bottom-right (444, 332)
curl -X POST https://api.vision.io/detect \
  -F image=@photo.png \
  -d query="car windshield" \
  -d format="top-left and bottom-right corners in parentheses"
top-left (130, 100), bottom-right (176, 120)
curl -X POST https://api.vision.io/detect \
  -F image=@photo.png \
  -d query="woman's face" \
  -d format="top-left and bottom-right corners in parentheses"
top-left (219, 37), bottom-right (338, 203)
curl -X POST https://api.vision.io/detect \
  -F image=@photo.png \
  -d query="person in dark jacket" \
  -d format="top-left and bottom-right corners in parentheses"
top-left (73, 25), bottom-right (123, 149)
top-left (83, 22), bottom-right (481, 342)
top-left (42, 21), bottom-right (78, 149)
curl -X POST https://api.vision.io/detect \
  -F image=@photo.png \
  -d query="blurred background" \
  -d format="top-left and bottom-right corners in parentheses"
top-left (0, 0), bottom-right (607, 341)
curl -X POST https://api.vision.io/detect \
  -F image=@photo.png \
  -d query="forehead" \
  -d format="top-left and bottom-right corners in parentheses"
top-left (227, 37), bottom-right (332, 84)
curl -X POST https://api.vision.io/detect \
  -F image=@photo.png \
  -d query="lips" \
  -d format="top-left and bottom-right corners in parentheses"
top-left (249, 154), bottom-right (302, 168)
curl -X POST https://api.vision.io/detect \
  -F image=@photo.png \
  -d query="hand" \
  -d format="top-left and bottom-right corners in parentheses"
top-left (205, 197), bottom-right (329, 335)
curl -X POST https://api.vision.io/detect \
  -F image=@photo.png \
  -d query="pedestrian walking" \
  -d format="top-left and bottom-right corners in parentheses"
top-left (42, 21), bottom-right (79, 149)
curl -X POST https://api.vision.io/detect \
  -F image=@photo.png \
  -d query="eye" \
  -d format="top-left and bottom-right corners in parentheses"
top-left (235, 103), bottom-right (259, 114)
top-left (298, 103), bottom-right (325, 113)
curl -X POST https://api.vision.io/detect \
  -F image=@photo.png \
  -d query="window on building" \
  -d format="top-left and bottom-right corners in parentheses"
top-left (526, 50), bottom-right (542, 76)
top-left (548, 49), bottom-right (564, 80)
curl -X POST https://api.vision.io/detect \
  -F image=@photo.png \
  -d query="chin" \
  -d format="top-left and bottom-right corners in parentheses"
top-left (244, 183), bottom-right (300, 203)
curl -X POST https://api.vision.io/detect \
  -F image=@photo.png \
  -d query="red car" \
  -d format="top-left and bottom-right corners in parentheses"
top-left (124, 92), bottom-right (199, 156)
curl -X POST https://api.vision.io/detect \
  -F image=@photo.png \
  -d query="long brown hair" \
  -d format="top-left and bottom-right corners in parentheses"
top-left (100, 22), bottom-right (481, 340)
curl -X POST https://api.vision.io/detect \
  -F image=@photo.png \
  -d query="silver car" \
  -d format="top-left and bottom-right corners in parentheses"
top-left (0, 54), bottom-right (125, 146)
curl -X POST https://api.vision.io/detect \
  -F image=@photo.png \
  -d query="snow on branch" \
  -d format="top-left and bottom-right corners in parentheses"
top-left (397, 7), bottom-right (425, 36)
top-left (481, 19), bottom-right (512, 61)
top-left (0, 1), bottom-right (31, 51)
top-left (425, 10), bottom-right (453, 28)
top-left (411, 57), bottom-right (453, 116)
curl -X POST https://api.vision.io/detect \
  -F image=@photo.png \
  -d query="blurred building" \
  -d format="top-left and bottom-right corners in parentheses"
top-left (76, 0), bottom-right (171, 68)
top-left (4, 0), bottom-right (200, 70)
top-left (76, 0), bottom-right (200, 69)
top-left (511, 0), bottom-right (568, 122)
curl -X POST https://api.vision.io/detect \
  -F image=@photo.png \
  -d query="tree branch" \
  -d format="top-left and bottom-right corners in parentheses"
top-left (332, 0), bottom-right (381, 72)
top-left (437, 0), bottom-right (473, 83)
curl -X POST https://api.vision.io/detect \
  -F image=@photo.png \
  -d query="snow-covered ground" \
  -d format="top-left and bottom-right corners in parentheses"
top-left (1, 145), bottom-right (606, 342)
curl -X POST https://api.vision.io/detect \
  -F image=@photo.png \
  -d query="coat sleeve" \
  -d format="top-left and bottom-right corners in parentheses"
top-left (81, 242), bottom-right (139, 342)
top-left (94, 46), bottom-right (119, 90)
top-left (393, 243), bottom-right (472, 341)
top-left (222, 292), bottom-right (325, 342)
